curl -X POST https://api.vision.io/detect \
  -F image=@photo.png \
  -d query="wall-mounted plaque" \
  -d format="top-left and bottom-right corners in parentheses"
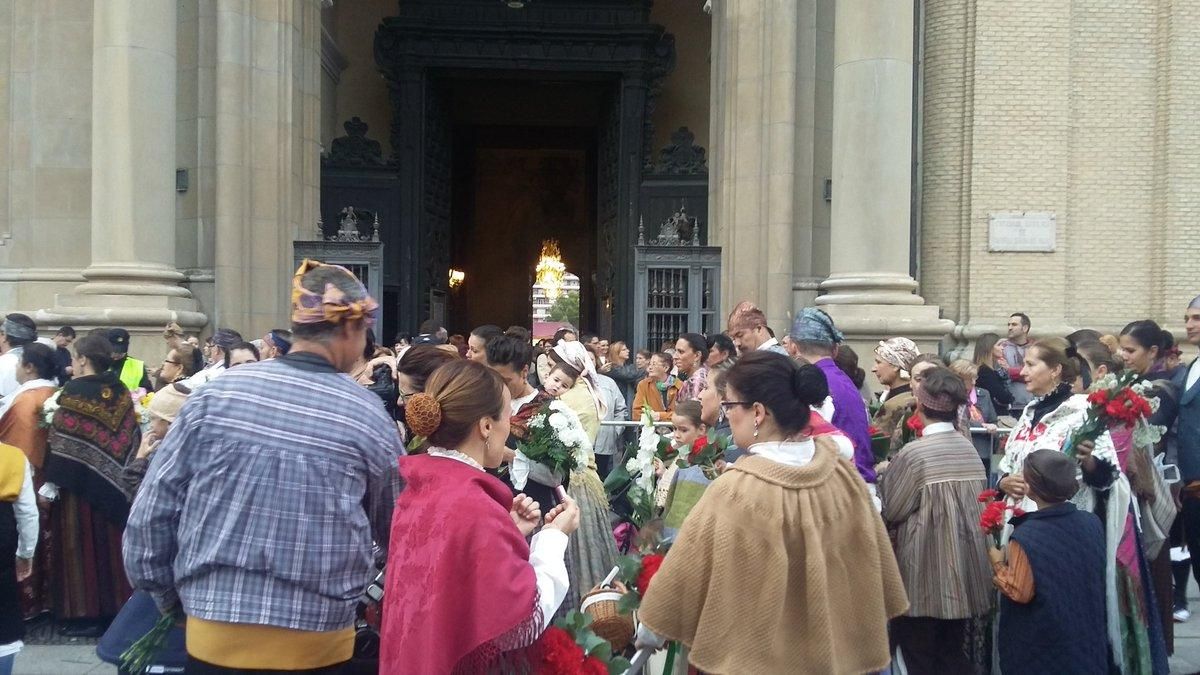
top-left (988, 212), bottom-right (1057, 252)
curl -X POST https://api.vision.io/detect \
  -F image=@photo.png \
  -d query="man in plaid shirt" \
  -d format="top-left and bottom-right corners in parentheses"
top-left (124, 261), bottom-right (403, 674)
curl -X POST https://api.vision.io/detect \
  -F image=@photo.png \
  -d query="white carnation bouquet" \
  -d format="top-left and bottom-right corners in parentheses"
top-left (516, 400), bottom-right (592, 483)
top-left (39, 389), bottom-right (62, 428)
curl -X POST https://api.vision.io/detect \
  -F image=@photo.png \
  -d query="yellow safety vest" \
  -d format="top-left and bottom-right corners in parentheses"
top-left (118, 356), bottom-right (146, 392)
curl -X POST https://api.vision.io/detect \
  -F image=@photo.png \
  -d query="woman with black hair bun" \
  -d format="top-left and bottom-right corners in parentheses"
top-left (634, 351), bottom-right (908, 673)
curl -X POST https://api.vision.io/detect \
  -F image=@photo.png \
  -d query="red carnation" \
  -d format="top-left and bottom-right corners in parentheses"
top-left (1012, 507), bottom-right (1026, 517)
top-left (690, 437), bottom-right (707, 461)
top-left (977, 488), bottom-right (999, 503)
top-left (1088, 390), bottom-right (1110, 406)
top-left (539, 626), bottom-right (585, 674)
top-left (906, 413), bottom-right (925, 437)
top-left (636, 554), bottom-right (666, 598)
top-left (979, 500), bottom-right (1007, 533)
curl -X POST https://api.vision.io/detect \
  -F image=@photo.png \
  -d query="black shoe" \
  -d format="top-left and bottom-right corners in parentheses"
top-left (58, 620), bottom-right (107, 638)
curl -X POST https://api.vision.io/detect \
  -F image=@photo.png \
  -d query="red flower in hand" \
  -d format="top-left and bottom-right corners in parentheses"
top-left (636, 554), bottom-right (666, 598)
top-left (979, 500), bottom-right (1007, 533)
top-left (539, 627), bottom-right (585, 674)
top-left (1087, 389), bottom-right (1110, 406)
top-left (689, 437), bottom-right (707, 461)
top-left (977, 488), bottom-right (999, 503)
top-left (906, 413), bottom-right (925, 437)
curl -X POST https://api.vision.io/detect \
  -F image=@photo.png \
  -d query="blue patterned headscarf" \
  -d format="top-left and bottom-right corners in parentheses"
top-left (791, 308), bottom-right (843, 347)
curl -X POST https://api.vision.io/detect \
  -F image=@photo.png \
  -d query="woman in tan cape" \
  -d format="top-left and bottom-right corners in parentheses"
top-left (636, 351), bottom-right (909, 674)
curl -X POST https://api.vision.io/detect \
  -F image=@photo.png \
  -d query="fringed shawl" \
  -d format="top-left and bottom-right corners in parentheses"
top-left (43, 372), bottom-right (140, 525)
top-left (381, 454), bottom-right (544, 674)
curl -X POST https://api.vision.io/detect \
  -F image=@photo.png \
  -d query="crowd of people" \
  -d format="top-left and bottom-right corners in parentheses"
top-left (0, 259), bottom-right (1195, 674)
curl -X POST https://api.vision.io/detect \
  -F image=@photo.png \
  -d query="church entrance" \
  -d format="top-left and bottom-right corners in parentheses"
top-left (359, 0), bottom-right (673, 341)
top-left (444, 77), bottom-right (604, 334)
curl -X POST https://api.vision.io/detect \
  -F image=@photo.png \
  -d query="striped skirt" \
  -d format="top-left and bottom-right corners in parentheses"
top-left (50, 491), bottom-right (131, 620)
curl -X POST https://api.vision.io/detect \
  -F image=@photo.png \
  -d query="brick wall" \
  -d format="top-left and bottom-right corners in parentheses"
top-left (921, 0), bottom-right (1199, 337)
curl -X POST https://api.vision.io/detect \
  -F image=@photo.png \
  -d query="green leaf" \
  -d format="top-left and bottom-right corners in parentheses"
top-left (580, 631), bottom-right (608, 656)
top-left (616, 554), bottom-right (643, 582)
top-left (603, 463), bottom-right (632, 493)
top-left (617, 590), bottom-right (642, 614)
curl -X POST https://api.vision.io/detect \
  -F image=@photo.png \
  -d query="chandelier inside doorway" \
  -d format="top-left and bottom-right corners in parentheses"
top-left (535, 240), bottom-right (567, 301)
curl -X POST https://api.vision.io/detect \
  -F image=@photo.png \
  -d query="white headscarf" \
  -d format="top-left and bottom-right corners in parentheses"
top-left (551, 340), bottom-right (608, 419)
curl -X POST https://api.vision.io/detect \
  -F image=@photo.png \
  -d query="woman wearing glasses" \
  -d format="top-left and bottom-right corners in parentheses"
top-left (153, 343), bottom-right (202, 392)
top-left (635, 351), bottom-right (907, 673)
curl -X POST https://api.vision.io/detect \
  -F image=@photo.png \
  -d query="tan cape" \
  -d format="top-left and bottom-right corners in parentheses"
top-left (638, 439), bottom-right (909, 674)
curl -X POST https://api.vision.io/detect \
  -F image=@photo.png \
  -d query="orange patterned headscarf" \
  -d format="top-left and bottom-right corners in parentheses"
top-left (291, 259), bottom-right (379, 325)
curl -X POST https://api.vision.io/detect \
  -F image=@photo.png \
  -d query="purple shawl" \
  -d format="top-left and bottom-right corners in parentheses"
top-left (815, 358), bottom-right (875, 483)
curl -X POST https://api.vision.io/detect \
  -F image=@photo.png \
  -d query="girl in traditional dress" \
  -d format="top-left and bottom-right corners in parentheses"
top-left (543, 341), bottom-right (620, 618)
top-left (381, 360), bottom-right (579, 674)
top-left (996, 337), bottom-right (1161, 673)
top-left (43, 334), bottom-right (140, 637)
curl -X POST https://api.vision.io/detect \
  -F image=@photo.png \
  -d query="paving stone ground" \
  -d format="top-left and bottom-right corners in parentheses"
top-left (15, 577), bottom-right (1200, 674)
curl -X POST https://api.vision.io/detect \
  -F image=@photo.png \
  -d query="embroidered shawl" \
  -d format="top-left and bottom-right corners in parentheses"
top-left (43, 371), bottom-right (140, 524)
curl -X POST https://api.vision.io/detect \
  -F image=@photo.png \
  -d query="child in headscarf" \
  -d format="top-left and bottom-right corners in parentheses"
top-left (991, 449), bottom-right (1109, 674)
top-left (539, 343), bottom-right (618, 619)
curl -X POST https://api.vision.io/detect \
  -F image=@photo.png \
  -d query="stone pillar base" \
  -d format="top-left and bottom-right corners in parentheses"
top-left (78, 263), bottom-right (194, 298)
top-left (818, 302), bottom-right (955, 391)
top-left (36, 292), bottom-right (207, 360)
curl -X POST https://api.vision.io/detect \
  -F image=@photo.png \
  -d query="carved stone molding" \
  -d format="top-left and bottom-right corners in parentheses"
top-left (324, 117), bottom-right (386, 167)
top-left (653, 126), bottom-right (707, 175)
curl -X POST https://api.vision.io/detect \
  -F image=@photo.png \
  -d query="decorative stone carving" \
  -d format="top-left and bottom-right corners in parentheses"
top-left (641, 204), bottom-right (700, 246)
top-left (654, 126), bottom-right (707, 175)
top-left (325, 117), bottom-right (385, 167)
top-left (642, 33), bottom-right (678, 171)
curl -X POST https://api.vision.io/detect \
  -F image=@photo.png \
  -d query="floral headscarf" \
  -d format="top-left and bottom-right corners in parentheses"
top-left (291, 259), bottom-right (379, 326)
top-left (551, 340), bottom-right (608, 419)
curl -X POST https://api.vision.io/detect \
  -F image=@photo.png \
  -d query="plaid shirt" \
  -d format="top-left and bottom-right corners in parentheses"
top-left (124, 353), bottom-right (404, 632)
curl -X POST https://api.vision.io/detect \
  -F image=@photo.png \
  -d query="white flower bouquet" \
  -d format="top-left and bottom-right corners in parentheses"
top-left (517, 400), bottom-right (592, 481)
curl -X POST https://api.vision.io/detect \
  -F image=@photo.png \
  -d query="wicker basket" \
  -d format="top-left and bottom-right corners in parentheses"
top-left (581, 581), bottom-right (635, 651)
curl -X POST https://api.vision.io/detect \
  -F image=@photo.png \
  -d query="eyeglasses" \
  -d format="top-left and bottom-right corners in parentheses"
top-left (398, 389), bottom-right (416, 402)
top-left (163, 359), bottom-right (181, 366)
top-left (719, 400), bottom-right (752, 412)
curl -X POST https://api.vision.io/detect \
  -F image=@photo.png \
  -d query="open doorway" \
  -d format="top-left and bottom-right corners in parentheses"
top-left (444, 76), bottom-right (603, 334)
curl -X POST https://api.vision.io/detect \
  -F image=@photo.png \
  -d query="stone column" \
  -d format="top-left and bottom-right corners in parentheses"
top-left (708, 0), bottom-right (808, 334)
top-left (816, 0), bottom-right (950, 344)
top-left (39, 0), bottom-right (205, 354)
top-left (79, 0), bottom-right (189, 298)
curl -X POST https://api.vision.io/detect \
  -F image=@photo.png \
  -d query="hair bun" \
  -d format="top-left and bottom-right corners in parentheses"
top-left (405, 392), bottom-right (443, 438)
top-left (792, 363), bottom-right (830, 407)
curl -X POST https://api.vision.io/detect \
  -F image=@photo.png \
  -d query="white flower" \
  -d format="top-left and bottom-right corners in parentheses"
top-left (548, 412), bottom-right (568, 431)
top-left (626, 457), bottom-right (642, 473)
top-left (531, 414), bottom-right (546, 427)
top-left (548, 400), bottom-right (570, 414)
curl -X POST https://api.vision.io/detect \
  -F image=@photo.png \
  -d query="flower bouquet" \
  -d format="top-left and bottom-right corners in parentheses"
top-left (604, 409), bottom-right (671, 528)
top-left (39, 389), bottom-right (62, 429)
top-left (678, 432), bottom-right (729, 481)
top-left (539, 610), bottom-right (632, 675)
top-left (1067, 371), bottom-right (1164, 457)
top-left (131, 388), bottom-right (154, 426)
top-left (613, 550), bottom-right (666, 615)
top-left (517, 400), bottom-right (592, 481)
top-left (978, 488), bottom-right (1023, 547)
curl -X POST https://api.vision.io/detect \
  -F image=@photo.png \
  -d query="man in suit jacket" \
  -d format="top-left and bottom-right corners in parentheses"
top-left (1171, 296), bottom-right (1200, 616)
